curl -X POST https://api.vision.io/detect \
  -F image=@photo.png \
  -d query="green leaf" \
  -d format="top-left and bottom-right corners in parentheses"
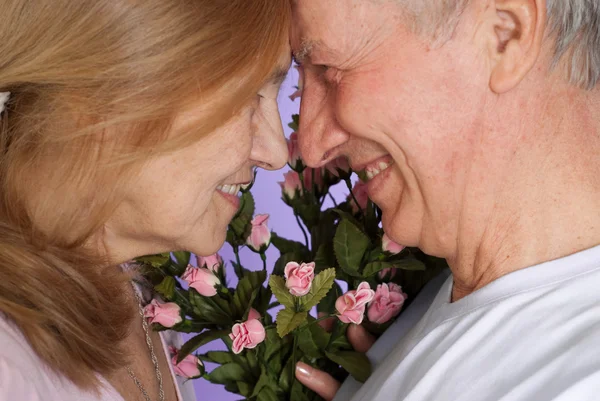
top-left (362, 261), bottom-right (396, 277)
top-left (299, 268), bottom-right (336, 311)
top-left (136, 253), bottom-right (171, 268)
top-left (317, 281), bottom-right (342, 315)
top-left (204, 351), bottom-right (235, 365)
top-left (206, 363), bottom-right (249, 385)
top-left (390, 257), bottom-right (426, 271)
top-left (189, 291), bottom-right (232, 325)
top-left (291, 379), bottom-right (311, 401)
top-left (250, 368), bottom-right (271, 397)
top-left (177, 330), bottom-right (229, 363)
top-left (271, 232), bottom-right (309, 256)
top-left (264, 327), bottom-right (286, 362)
top-left (276, 308), bottom-right (307, 337)
top-left (229, 192), bottom-right (255, 240)
top-left (314, 243), bottom-right (336, 273)
top-left (269, 275), bottom-right (295, 309)
top-left (237, 381), bottom-right (252, 397)
top-left (257, 386), bottom-right (279, 401)
top-left (325, 351), bottom-right (372, 383)
top-left (154, 276), bottom-right (176, 300)
top-left (232, 270), bottom-right (267, 319)
top-left (297, 326), bottom-right (323, 359)
top-left (172, 251), bottom-right (191, 268)
top-left (334, 219), bottom-right (370, 276)
top-left (278, 355), bottom-right (295, 393)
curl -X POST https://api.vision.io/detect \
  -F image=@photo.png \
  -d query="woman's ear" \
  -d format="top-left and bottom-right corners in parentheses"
top-left (486, 0), bottom-right (547, 93)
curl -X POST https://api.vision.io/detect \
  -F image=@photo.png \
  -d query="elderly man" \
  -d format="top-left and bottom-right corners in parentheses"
top-left (290, 0), bottom-right (600, 400)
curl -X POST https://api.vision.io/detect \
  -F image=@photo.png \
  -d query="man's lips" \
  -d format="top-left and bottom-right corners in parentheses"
top-left (351, 155), bottom-right (394, 178)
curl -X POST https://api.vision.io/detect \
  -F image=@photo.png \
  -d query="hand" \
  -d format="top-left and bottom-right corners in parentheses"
top-left (294, 322), bottom-right (376, 400)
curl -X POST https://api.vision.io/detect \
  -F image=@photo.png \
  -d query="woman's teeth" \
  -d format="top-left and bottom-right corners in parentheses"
top-left (366, 161), bottom-right (393, 181)
top-left (217, 184), bottom-right (242, 196)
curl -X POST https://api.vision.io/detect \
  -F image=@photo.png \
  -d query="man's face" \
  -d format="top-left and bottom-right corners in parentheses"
top-left (291, 0), bottom-right (491, 256)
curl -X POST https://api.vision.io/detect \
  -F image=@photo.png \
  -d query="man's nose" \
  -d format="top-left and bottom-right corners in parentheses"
top-left (297, 96), bottom-right (350, 168)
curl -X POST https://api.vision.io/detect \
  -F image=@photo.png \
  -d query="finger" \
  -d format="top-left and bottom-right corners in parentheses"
top-left (295, 361), bottom-right (340, 401)
top-left (347, 324), bottom-right (376, 353)
top-left (317, 312), bottom-right (336, 332)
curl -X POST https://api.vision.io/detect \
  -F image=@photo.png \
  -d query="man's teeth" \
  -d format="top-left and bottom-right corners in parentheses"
top-left (217, 184), bottom-right (242, 195)
top-left (241, 182), bottom-right (251, 191)
top-left (366, 161), bottom-right (392, 180)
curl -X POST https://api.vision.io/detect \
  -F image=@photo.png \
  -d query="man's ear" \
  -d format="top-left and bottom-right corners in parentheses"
top-left (487, 0), bottom-right (546, 93)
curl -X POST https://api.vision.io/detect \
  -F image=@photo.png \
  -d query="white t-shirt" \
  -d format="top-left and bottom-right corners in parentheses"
top-left (336, 245), bottom-right (600, 401)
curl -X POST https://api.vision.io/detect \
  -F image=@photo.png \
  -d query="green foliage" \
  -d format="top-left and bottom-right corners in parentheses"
top-left (299, 268), bottom-right (336, 311)
top-left (177, 330), bottom-right (229, 363)
top-left (269, 275), bottom-right (295, 309)
top-left (276, 308), bottom-right (307, 337)
top-left (334, 219), bottom-right (370, 277)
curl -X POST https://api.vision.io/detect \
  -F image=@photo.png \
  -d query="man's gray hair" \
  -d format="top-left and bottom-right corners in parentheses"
top-left (402, 0), bottom-right (600, 89)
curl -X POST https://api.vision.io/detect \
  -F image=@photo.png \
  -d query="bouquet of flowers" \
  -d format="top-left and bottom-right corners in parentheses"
top-left (136, 89), bottom-right (447, 401)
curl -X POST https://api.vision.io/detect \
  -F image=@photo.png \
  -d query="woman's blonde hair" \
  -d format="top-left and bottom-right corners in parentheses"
top-left (0, 0), bottom-right (290, 390)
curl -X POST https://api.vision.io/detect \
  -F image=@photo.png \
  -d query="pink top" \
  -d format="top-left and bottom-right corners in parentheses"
top-left (0, 314), bottom-right (197, 401)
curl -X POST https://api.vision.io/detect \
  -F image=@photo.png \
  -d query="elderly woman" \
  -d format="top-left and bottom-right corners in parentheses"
top-left (0, 1), bottom-right (290, 400)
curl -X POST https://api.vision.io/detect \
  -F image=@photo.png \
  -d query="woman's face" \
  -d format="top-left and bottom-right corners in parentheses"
top-left (101, 57), bottom-right (291, 261)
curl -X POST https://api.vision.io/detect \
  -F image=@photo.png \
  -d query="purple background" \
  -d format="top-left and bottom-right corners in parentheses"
top-left (191, 68), bottom-right (302, 400)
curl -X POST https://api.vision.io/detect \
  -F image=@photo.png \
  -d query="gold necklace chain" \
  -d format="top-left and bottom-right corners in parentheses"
top-left (127, 282), bottom-right (165, 401)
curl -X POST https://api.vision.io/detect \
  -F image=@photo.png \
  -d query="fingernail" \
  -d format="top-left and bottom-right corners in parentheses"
top-left (296, 362), bottom-right (312, 377)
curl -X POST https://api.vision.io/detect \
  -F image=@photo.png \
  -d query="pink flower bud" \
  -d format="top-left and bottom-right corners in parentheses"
top-left (182, 264), bottom-right (220, 297)
top-left (367, 283), bottom-right (408, 324)
top-left (303, 167), bottom-right (325, 193)
top-left (382, 233), bottom-right (405, 255)
top-left (143, 299), bottom-right (182, 328)
top-left (247, 308), bottom-right (261, 321)
top-left (247, 214), bottom-right (271, 251)
top-left (335, 282), bottom-right (375, 325)
top-left (279, 171), bottom-right (303, 200)
top-left (229, 318), bottom-right (266, 354)
top-left (378, 267), bottom-right (398, 280)
top-left (347, 180), bottom-right (369, 213)
top-left (289, 65), bottom-right (304, 101)
top-left (287, 132), bottom-right (302, 170)
top-left (284, 261), bottom-right (315, 296)
top-left (197, 253), bottom-right (223, 272)
top-left (169, 347), bottom-right (204, 379)
top-left (325, 156), bottom-right (351, 178)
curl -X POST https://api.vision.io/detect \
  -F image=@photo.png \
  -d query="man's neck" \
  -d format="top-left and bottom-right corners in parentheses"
top-left (448, 85), bottom-right (600, 301)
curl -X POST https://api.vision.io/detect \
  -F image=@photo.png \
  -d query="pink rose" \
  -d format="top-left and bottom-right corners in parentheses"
top-left (348, 180), bottom-right (369, 213)
top-left (367, 283), bottom-right (408, 324)
top-left (335, 282), bottom-right (375, 325)
top-left (284, 262), bottom-right (315, 296)
top-left (247, 308), bottom-right (261, 321)
top-left (325, 156), bottom-right (351, 178)
top-left (382, 233), bottom-right (405, 255)
top-left (287, 132), bottom-right (303, 170)
top-left (197, 253), bottom-right (223, 272)
top-left (303, 167), bottom-right (325, 193)
top-left (289, 65), bottom-right (304, 101)
top-left (229, 318), bottom-right (266, 354)
top-left (143, 299), bottom-right (182, 328)
top-left (279, 171), bottom-right (303, 200)
top-left (169, 347), bottom-right (203, 379)
top-left (182, 264), bottom-right (220, 297)
top-left (247, 214), bottom-right (271, 251)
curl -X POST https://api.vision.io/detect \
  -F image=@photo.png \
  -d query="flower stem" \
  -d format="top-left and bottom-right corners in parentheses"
top-left (295, 213), bottom-right (309, 248)
top-left (346, 178), bottom-right (364, 215)
top-left (234, 246), bottom-right (241, 267)
top-left (260, 252), bottom-right (267, 271)
top-left (306, 314), bottom-right (334, 328)
top-left (328, 193), bottom-right (338, 207)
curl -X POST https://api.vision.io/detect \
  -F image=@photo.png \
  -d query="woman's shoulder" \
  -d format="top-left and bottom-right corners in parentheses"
top-left (0, 315), bottom-right (123, 401)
